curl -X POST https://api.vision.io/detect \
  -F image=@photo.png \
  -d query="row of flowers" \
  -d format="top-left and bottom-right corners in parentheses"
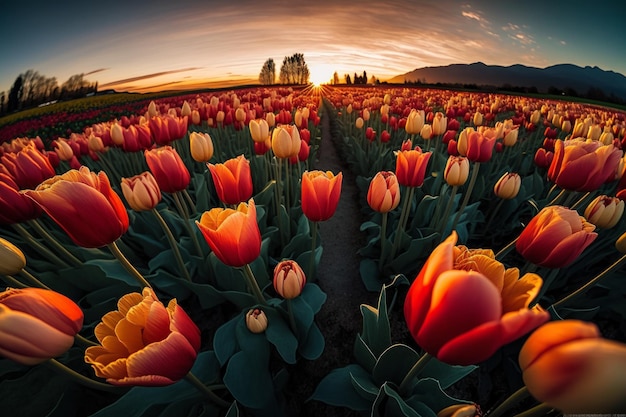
top-left (1, 84), bottom-right (626, 416)
top-left (310, 86), bottom-right (626, 415)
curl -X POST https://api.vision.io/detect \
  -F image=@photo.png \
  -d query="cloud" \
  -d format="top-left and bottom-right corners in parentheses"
top-left (85, 68), bottom-right (109, 76)
top-left (99, 67), bottom-right (203, 88)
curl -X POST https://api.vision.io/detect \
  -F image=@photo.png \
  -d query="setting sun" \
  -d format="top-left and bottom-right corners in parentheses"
top-left (309, 63), bottom-right (334, 86)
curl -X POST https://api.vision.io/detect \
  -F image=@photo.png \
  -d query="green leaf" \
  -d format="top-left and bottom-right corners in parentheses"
top-left (223, 348), bottom-right (274, 409)
top-left (214, 315), bottom-right (240, 366)
top-left (225, 402), bottom-right (240, 417)
top-left (372, 383), bottom-right (421, 417)
top-left (309, 364), bottom-right (372, 411)
top-left (372, 344), bottom-right (420, 386)
top-left (264, 307), bottom-right (298, 364)
top-left (298, 322), bottom-right (325, 360)
top-left (421, 357), bottom-right (477, 390)
top-left (349, 369), bottom-right (379, 402)
top-left (359, 281), bottom-right (392, 357)
top-left (353, 333), bottom-right (377, 373)
top-left (300, 283), bottom-right (327, 314)
top-left (360, 258), bottom-right (384, 292)
top-left (406, 378), bottom-right (473, 413)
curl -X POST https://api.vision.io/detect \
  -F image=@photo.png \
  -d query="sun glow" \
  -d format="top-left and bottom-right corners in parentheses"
top-left (309, 63), bottom-right (334, 86)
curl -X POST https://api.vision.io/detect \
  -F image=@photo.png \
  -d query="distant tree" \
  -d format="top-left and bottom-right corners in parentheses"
top-left (362, 71), bottom-right (367, 83)
top-left (345, 74), bottom-right (352, 85)
top-left (278, 53), bottom-right (310, 84)
top-left (7, 75), bottom-right (23, 112)
top-left (259, 58), bottom-right (276, 85)
top-left (0, 91), bottom-right (5, 114)
top-left (333, 71), bottom-right (340, 85)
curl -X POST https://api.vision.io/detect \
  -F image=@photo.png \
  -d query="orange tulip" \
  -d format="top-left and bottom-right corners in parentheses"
top-left (0, 287), bottom-right (83, 365)
top-left (519, 320), bottom-right (626, 413)
top-left (84, 288), bottom-right (200, 386)
top-left (548, 139), bottom-right (622, 191)
top-left (516, 205), bottom-right (597, 268)
top-left (301, 170), bottom-right (343, 222)
top-left (273, 260), bottom-right (306, 299)
top-left (0, 237), bottom-right (26, 275)
top-left (584, 195), bottom-right (624, 229)
top-left (404, 232), bottom-right (548, 365)
top-left (196, 198), bottom-right (261, 267)
top-left (367, 171), bottom-right (401, 213)
top-left (272, 124), bottom-right (301, 159)
top-left (121, 172), bottom-right (162, 211)
top-left (208, 155), bottom-right (253, 205)
top-left (144, 146), bottom-right (191, 193)
top-left (395, 148), bottom-right (432, 187)
top-left (24, 166), bottom-right (129, 248)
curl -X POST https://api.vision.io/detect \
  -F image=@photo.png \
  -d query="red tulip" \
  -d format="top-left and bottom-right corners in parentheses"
top-left (144, 146), bottom-right (191, 193)
top-left (457, 130), bottom-right (496, 162)
top-left (84, 288), bottom-right (200, 386)
top-left (301, 170), bottom-right (343, 222)
top-left (404, 232), bottom-right (549, 365)
top-left (0, 173), bottom-right (42, 224)
top-left (208, 155), bottom-right (253, 205)
top-left (0, 144), bottom-right (56, 189)
top-left (516, 205), bottom-right (597, 268)
top-left (24, 167), bottom-right (129, 248)
top-left (0, 287), bottom-right (83, 365)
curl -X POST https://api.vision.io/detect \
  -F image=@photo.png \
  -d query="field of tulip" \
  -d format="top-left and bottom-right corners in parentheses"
top-left (1, 84), bottom-right (626, 417)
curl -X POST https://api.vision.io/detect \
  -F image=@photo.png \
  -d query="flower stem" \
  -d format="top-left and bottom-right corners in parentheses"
top-left (151, 208), bottom-right (192, 282)
top-left (483, 198), bottom-right (505, 233)
top-left (18, 268), bottom-right (52, 289)
top-left (551, 253), bottom-right (626, 310)
top-left (242, 263), bottom-right (267, 305)
top-left (487, 386), bottom-right (529, 417)
top-left (44, 359), bottom-right (126, 393)
top-left (378, 212), bottom-right (388, 271)
top-left (1, 274), bottom-right (28, 288)
top-left (106, 241), bottom-right (153, 291)
top-left (436, 185), bottom-right (459, 238)
top-left (184, 372), bottom-right (230, 408)
top-left (287, 298), bottom-right (298, 337)
top-left (398, 352), bottom-right (433, 395)
top-left (27, 219), bottom-right (82, 266)
top-left (174, 191), bottom-right (204, 258)
top-left (11, 223), bottom-right (70, 268)
top-left (450, 161), bottom-right (480, 234)
top-left (390, 186), bottom-right (416, 260)
top-left (495, 237), bottom-right (519, 261)
top-left (308, 220), bottom-right (318, 281)
top-left (75, 334), bottom-right (99, 347)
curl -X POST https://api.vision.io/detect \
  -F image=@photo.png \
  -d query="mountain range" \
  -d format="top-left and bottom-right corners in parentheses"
top-left (387, 62), bottom-right (626, 101)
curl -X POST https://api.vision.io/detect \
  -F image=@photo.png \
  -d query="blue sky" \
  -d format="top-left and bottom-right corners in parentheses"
top-left (1, 0), bottom-right (625, 93)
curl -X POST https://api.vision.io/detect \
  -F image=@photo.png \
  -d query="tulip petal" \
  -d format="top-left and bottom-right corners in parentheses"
top-left (126, 332), bottom-right (198, 383)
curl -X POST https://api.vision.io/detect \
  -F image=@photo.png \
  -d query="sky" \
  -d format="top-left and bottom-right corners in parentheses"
top-left (1, 0), bottom-right (625, 94)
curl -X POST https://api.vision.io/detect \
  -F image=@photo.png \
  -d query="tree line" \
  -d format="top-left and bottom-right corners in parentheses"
top-left (0, 70), bottom-right (98, 115)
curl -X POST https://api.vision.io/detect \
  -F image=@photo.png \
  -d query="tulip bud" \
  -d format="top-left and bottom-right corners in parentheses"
top-left (249, 118), bottom-right (269, 143)
top-left (273, 260), bottom-right (306, 299)
top-left (367, 171), bottom-right (401, 213)
top-left (420, 124), bottom-right (433, 140)
top-left (362, 108), bottom-right (370, 121)
top-left (473, 112), bottom-right (483, 126)
top-left (355, 117), bottom-right (364, 129)
top-left (54, 139), bottom-right (74, 161)
top-left (503, 127), bottom-right (519, 147)
top-left (494, 172), bottom-right (521, 199)
top-left (444, 156), bottom-right (469, 187)
top-left (584, 195), bottom-right (624, 229)
top-left (189, 132), bottom-right (214, 163)
top-left (0, 237), bottom-right (26, 275)
top-left (148, 101), bottom-right (158, 118)
top-left (121, 172), bottom-right (162, 211)
top-left (246, 308), bottom-right (268, 333)
top-left (110, 123), bottom-right (124, 146)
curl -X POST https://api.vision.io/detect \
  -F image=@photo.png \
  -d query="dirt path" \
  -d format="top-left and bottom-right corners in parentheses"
top-left (288, 109), bottom-right (377, 416)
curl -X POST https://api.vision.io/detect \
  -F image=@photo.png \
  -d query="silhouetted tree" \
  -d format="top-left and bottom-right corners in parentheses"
top-left (0, 91), bottom-right (5, 114)
top-left (259, 58), bottom-right (276, 85)
top-left (7, 75), bottom-right (23, 112)
top-left (345, 74), bottom-right (352, 85)
top-left (278, 53), bottom-right (310, 84)
top-left (333, 71), bottom-right (339, 85)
